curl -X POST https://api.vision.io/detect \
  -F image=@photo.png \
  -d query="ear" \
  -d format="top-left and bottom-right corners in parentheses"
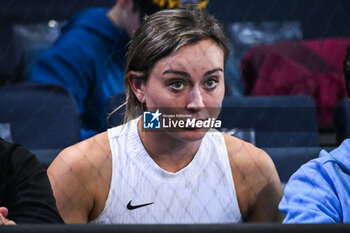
top-left (117, 0), bottom-right (132, 9)
top-left (127, 72), bottom-right (146, 103)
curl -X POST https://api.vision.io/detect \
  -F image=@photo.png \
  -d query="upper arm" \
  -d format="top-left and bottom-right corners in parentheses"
top-left (244, 150), bottom-right (284, 222)
top-left (224, 134), bottom-right (284, 222)
top-left (279, 162), bottom-right (341, 223)
top-left (47, 146), bottom-right (94, 223)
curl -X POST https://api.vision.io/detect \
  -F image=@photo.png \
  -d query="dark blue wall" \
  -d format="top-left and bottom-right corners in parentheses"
top-left (206, 0), bottom-right (350, 39)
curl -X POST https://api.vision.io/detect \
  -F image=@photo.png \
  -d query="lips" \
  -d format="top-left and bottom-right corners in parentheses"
top-left (188, 119), bottom-right (204, 127)
top-left (183, 118), bottom-right (210, 129)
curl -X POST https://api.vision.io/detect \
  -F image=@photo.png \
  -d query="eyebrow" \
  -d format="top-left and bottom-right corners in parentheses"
top-left (203, 68), bottom-right (224, 76)
top-left (163, 68), bottom-right (223, 77)
top-left (163, 70), bottom-right (190, 77)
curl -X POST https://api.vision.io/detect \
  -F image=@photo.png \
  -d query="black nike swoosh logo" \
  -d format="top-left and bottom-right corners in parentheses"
top-left (127, 200), bottom-right (154, 210)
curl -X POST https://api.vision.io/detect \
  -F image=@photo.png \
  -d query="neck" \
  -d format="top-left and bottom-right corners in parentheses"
top-left (107, 5), bottom-right (122, 29)
top-left (137, 118), bottom-right (202, 173)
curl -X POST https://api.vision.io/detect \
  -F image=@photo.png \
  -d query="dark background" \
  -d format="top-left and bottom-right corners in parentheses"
top-left (1, 0), bottom-right (350, 75)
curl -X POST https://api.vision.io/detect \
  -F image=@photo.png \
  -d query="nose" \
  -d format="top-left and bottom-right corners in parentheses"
top-left (186, 86), bottom-right (204, 112)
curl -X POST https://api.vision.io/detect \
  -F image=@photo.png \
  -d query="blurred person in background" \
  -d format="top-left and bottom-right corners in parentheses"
top-left (48, 8), bottom-right (283, 224)
top-left (30, 0), bottom-right (164, 140)
top-left (0, 138), bottom-right (63, 224)
top-left (279, 47), bottom-right (350, 223)
top-left (30, 0), bottom-right (209, 140)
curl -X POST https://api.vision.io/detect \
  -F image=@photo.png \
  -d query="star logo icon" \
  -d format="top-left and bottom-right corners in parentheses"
top-left (143, 109), bottom-right (162, 129)
top-left (150, 109), bottom-right (162, 122)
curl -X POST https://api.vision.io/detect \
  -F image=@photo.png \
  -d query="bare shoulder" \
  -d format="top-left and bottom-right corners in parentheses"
top-left (223, 133), bottom-right (275, 175)
top-left (222, 133), bottom-right (284, 222)
top-left (48, 132), bottom-right (112, 223)
top-left (50, 132), bottom-right (111, 174)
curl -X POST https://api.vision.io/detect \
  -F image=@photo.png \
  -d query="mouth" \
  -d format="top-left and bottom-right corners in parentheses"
top-left (182, 118), bottom-right (212, 130)
top-left (161, 113), bottom-right (219, 131)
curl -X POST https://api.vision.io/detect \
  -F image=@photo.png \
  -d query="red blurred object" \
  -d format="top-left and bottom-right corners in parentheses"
top-left (241, 38), bottom-right (350, 124)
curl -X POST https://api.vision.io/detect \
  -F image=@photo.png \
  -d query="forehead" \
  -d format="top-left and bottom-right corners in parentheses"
top-left (152, 39), bottom-right (224, 73)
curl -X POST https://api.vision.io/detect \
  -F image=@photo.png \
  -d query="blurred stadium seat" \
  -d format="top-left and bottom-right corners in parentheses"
top-left (264, 147), bottom-right (334, 184)
top-left (334, 97), bottom-right (350, 144)
top-left (0, 83), bottom-right (80, 149)
top-left (30, 148), bottom-right (62, 168)
top-left (219, 96), bottom-right (319, 147)
top-left (106, 93), bottom-right (126, 128)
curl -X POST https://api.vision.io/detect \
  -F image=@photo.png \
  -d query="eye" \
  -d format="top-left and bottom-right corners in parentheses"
top-left (205, 78), bottom-right (218, 89)
top-left (169, 80), bottom-right (185, 90)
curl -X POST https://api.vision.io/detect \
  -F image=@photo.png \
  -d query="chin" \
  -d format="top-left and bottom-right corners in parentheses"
top-left (171, 128), bottom-right (208, 142)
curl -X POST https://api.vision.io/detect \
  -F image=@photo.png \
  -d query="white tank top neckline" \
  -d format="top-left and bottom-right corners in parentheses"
top-left (91, 117), bottom-right (242, 224)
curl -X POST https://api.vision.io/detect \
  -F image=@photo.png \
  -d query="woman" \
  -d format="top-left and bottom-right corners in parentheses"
top-left (48, 8), bottom-right (283, 223)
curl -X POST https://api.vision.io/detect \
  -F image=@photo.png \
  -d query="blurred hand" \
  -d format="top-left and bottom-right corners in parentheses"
top-left (0, 207), bottom-right (16, 225)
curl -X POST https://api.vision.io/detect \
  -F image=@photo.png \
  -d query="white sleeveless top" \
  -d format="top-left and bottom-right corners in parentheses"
top-left (91, 118), bottom-right (242, 224)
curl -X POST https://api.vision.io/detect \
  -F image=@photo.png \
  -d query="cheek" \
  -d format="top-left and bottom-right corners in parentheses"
top-left (145, 87), bottom-right (176, 108)
top-left (204, 87), bottom-right (225, 117)
top-left (206, 84), bottom-right (225, 106)
top-left (208, 97), bottom-right (223, 117)
top-left (217, 83), bottom-right (225, 105)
